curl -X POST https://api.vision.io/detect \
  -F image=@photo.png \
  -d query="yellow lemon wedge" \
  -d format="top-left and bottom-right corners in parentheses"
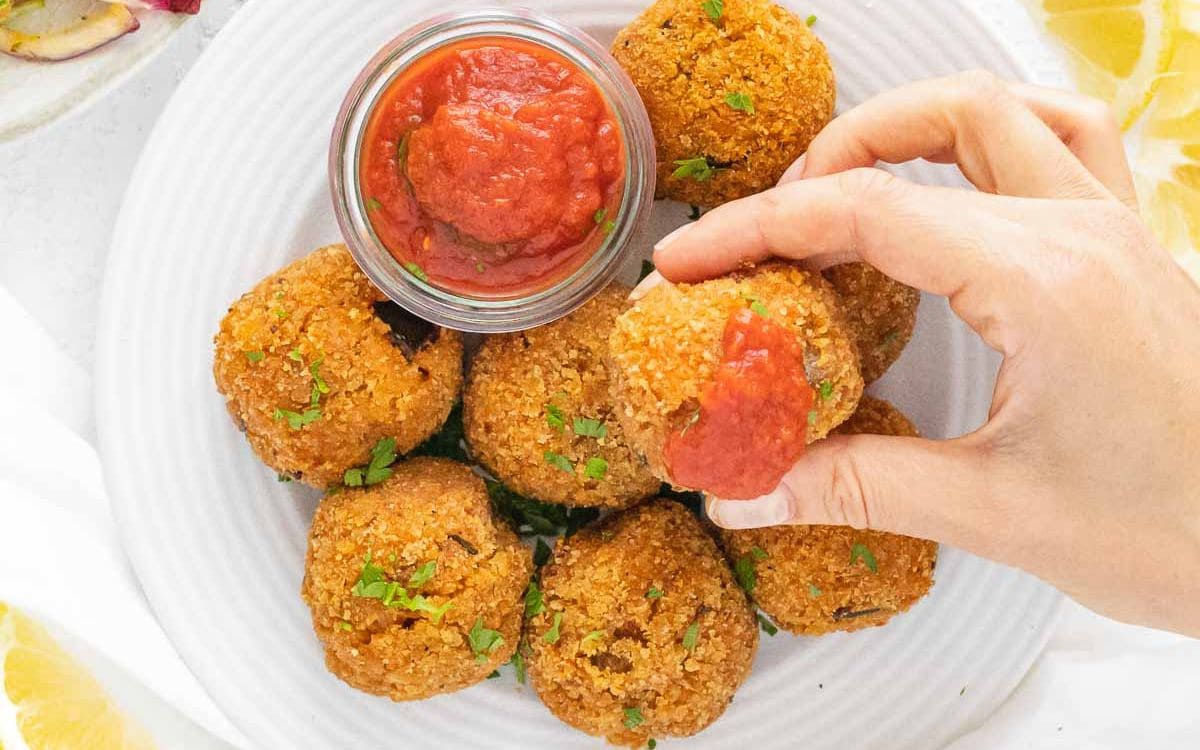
top-left (0, 602), bottom-right (156, 750)
top-left (1026, 0), bottom-right (1180, 130)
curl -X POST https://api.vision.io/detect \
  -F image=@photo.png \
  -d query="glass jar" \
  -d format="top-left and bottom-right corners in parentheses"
top-left (330, 7), bottom-right (655, 333)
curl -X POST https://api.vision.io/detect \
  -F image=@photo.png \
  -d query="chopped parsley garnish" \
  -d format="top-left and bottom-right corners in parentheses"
top-left (511, 649), bottom-right (527, 684)
top-left (408, 561), bottom-right (436, 588)
top-left (274, 290), bottom-right (285, 301)
top-left (701, 0), bottom-right (723, 22)
top-left (352, 553), bottom-right (452, 623)
top-left (672, 156), bottom-right (723, 182)
top-left (487, 670), bottom-right (500, 679)
top-left (580, 630), bottom-right (604, 646)
top-left (469, 618), bottom-right (505, 663)
top-left (808, 583), bottom-right (822, 598)
top-left (584, 457), bottom-right (608, 481)
top-left (396, 132), bottom-right (411, 171)
top-left (287, 348), bottom-right (302, 361)
top-left (688, 204), bottom-right (702, 221)
top-left (352, 552), bottom-right (387, 598)
top-left (808, 410), bottom-right (818, 426)
top-left (412, 401), bottom-right (467, 462)
top-left (545, 404), bottom-right (566, 431)
top-left (806, 13), bottom-right (817, 26)
top-left (343, 437), bottom-right (397, 487)
top-left (524, 581), bottom-right (545, 618)
top-left (725, 91), bottom-right (756, 114)
top-left (594, 207), bottom-right (607, 224)
top-left (310, 358), bottom-right (330, 399)
top-left (277, 474), bottom-right (293, 483)
top-left (880, 328), bottom-right (900, 347)
top-left (623, 707), bottom-right (645, 730)
top-left (850, 543), bottom-right (878, 573)
top-left (648, 740), bottom-right (657, 750)
top-left (544, 451), bottom-right (574, 474)
top-left (646, 587), bottom-right (664, 599)
top-left (272, 308), bottom-right (287, 320)
top-left (245, 350), bottom-right (264, 364)
top-left (818, 380), bottom-right (833, 401)
top-left (733, 546), bottom-right (768, 595)
top-left (682, 621), bottom-right (700, 651)
top-left (273, 407), bottom-right (321, 430)
top-left (602, 219), bottom-right (616, 234)
top-left (339, 620), bottom-right (353, 632)
top-left (638, 259), bottom-right (656, 282)
top-left (534, 538), bottom-right (553, 566)
top-left (543, 612), bottom-right (563, 644)
top-left (757, 613), bottom-right (778, 636)
top-left (365, 197), bottom-right (383, 212)
top-left (573, 417), bottom-right (607, 439)
top-left (404, 261), bottom-right (428, 282)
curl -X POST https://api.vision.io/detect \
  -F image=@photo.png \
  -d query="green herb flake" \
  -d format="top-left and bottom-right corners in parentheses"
top-left (310, 358), bottom-right (330, 395)
top-left (487, 670), bottom-right (501, 679)
top-left (365, 197), bottom-right (383, 212)
top-left (818, 380), bottom-right (833, 401)
top-left (273, 407), bottom-right (321, 430)
top-left (806, 13), bottom-right (817, 26)
top-left (594, 207), bottom-right (607, 224)
top-left (850, 543), bottom-right (879, 573)
top-left (408, 561), bottom-right (436, 588)
top-left (272, 308), bottom-right (287, 320)
top-left (469, 618), bottom-right (505, 663)
top-left (701, 0), bottom-right (723, 22)
top-left (682, 621), bottom-right (700, 651)
top-left (273, 290), bottom-right (285, 301)
top-left (733, 546), bottom-right (768, 595)
top-left (544, 451), bottom-right (574, 474)
top-left (584, 457), bottom-right (608, 481)
top-left (352, 552), bottom-right (388, 598)
top-left (672, 156), bottom-right (722, 182)
top-left (646, 587), bottom-right (664, 599)
top-left (623, 707), bottom-right (646, 730)
top-left (724, 91), bottom-right (756, 114)
top-left (648, 740), bottom-right (657, 750)
top-left (543, 612), bottom-right (563, 644)
top-left (524, 581), bottom-right (545, 618)
top-left (808, 410), bottom-right (818, 426)
top-left (287, 348), bottom-right (302, 362)
top-left (277, 474), bottom-right (293, 483)
top-left (338, 621), bottom-right (353, 632)
top-left (750, 300), bottom-right (771, 318)
top-left (534, 538), bottom-right (553, 567)
top-left (344, 437), bottom-right (398, 488)
top-left (545, 404), bottom-right (566, 431)
top-left (573, 417), bottom-right (607, 439)
top-left (511, 649), bottom-right (527, 684)
top-left (880, 328), bottom-right (900, 348)
top-left (757, 613), bottom-right (778, 636)
top-left (602, 219), bottom-right (616, 234)
top-left (808, 583), bottom-right (822, 598)
top-left (245, 350), bottom-right (265, 364)
top-left (580, 630), bottom-right (604, 646)
top-left (403, 261), bottom-right (429, 282)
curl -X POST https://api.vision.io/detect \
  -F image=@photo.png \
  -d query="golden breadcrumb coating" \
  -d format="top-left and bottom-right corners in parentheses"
top-left (302, 457), bottom-right (532, 700)
top-left (823, 263), bottom-right (921, 384)
top-left (612, 0), bottom-right (836, 207)
top-left (213, 245), bottom-right (462, 488)
top-left (607, 262), bottom-right (862, 484)
top-left (528, 500), bottom-right (757, 747)
top-left (464, 286), bottom-right (660, 509)
top-left (720, 397), bottom-right (937, 635)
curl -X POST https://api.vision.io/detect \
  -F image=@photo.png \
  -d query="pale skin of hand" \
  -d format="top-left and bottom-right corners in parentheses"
top-left (648, 71), bottom-right (1200, 637)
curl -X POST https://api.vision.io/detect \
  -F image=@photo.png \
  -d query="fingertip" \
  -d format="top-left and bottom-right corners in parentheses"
top-left (776, 153), bottom-right (808, 185)
top-left (704, 487), bottom-right (795, 529)
top-left (628, 269), bottom-right (666, 301)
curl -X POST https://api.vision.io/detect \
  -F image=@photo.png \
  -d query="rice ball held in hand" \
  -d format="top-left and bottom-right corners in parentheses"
top-left (212, 244), bottom-right (463, 488)
top-left (527, 499), bottom-right (757, 747)
top-left (607, 262), bottom-right (862, 499)
top-left (720, 397), bottom-right (938, 636)
top-left (612, 0), bottom-right (835, 207)
top-left (464, 285), bottom-right (659, 509)
top-left (823, 263), bottom-right (921, 384)
top-left (302, 457), bottom-right (532, 700)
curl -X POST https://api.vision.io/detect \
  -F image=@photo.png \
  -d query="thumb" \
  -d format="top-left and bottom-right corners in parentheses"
top-left (705, 433), bottom-right (989, 546)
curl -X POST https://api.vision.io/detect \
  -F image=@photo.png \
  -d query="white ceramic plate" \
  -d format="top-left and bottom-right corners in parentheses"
top-left (97, 1), bottom-right (1063, 748)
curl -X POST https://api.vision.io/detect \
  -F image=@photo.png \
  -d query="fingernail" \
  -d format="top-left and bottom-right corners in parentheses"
top-left (705, 486), bottom-right (794, 529)
top-left (628, 269), bottom-right (667, 302)
top-left (654, 223), bottom-right (694, 253)
top-left (777, 154), bottom-right (807, 185)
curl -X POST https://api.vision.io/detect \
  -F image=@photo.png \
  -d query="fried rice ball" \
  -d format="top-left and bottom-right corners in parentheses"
top-left (213, 245), bottom-right (463, 488)
top-left (719, 397), bottom-right (937, 636)
top-left (607, 262), bottom-right (862, 487)
top-left (464, 286), bottom-right (659, 509)
top-left (612, 0), bottom-right (836, 207)
top-left (527, 499), bottom-right (757, 747)
top-left (823, 262), bottom-right (921, 384)
top-left (301, 457), bottom-right (532, 700)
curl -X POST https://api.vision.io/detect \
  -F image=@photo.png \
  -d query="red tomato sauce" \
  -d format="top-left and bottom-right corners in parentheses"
top-left (358, 38), bottom-right (625, 296)
top-left (663, 309), bottom-right (815, 499)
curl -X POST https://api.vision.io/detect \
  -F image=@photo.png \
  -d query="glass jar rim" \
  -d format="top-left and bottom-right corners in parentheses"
top-left (329, 7), bottom-right (656, 333)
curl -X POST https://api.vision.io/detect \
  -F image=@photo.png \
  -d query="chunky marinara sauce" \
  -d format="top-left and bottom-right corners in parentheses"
top-left (359, 38), bottom-right (625, 296)
top-left (663, 309), bottom-right (815, 500)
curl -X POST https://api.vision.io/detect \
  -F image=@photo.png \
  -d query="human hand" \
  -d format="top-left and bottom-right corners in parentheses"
top-left (650, 71), bottom-right (1200, 637)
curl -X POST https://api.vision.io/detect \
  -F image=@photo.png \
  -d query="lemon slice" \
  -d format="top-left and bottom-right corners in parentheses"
top-left (0, 0), bottom-right (139, 61)
top-left (1135, 20), bottom-right (1200, 276)
top-left (1026, 0), bottom-right (1180, 130)
top-left (0, 602), bottom-right (156, 750)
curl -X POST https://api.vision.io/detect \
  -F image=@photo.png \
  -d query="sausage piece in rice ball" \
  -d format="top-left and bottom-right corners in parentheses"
top-left (527, 499), bottom-right (757, 747)
top-left (612, 0), bottom-right (836, 207)
top-left (823, 262), bottom-right (921, 384)
top-left (213, 244), bottom-right (463, 488)
top-left (719, 397), bottom-right (937, 636)
top-left (607, 263), bottom-right (862, 499)
top-left (302, 457), bottom-right (532, 700)
top-left (464, 285), bottom-right (659, 509)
